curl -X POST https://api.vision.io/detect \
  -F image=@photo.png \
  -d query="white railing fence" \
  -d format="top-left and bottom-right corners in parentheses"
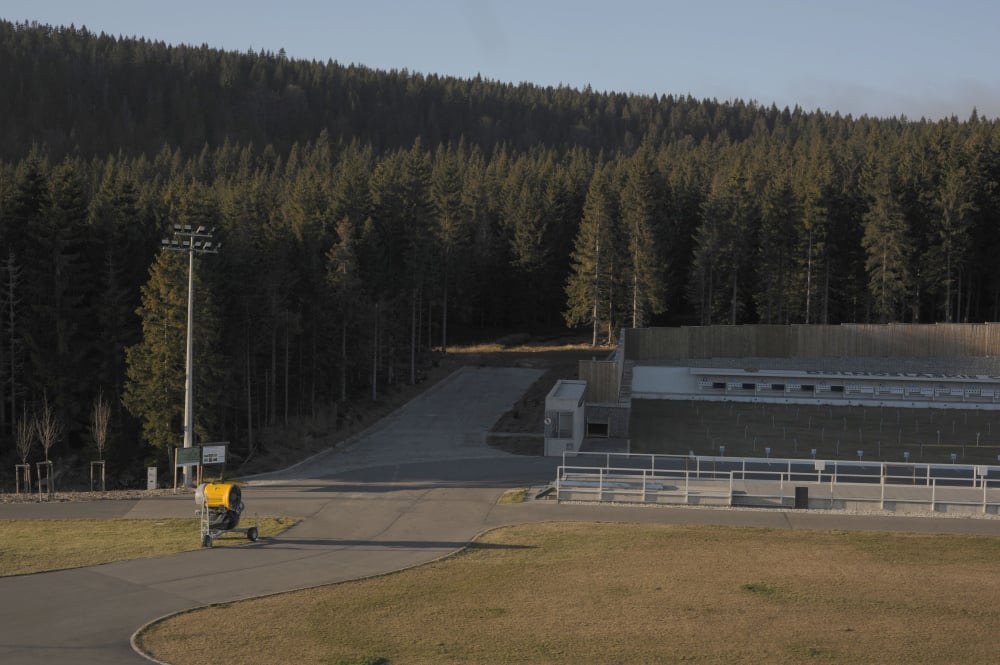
top-left (556, 451), bottom-right (1000, 513)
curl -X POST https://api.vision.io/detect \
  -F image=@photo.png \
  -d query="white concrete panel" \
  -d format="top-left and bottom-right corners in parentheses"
top-left (631, 366), bottom-right (698, 395)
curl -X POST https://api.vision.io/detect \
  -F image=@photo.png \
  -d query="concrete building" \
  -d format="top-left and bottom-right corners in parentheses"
top-left (543, 380), bottom-right (586, 456)
top-left (568, 324), bottom-right (1000, 455)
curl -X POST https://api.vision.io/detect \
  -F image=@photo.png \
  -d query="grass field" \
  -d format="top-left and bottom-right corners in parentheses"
top-left (631, 399), bottom-right (1000, 465)
top-left (137, 522), bottom-right (1000, 665)
top-left (0, 517), bottom-right (298, 576)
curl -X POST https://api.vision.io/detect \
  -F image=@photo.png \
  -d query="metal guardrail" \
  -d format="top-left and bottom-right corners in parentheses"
top-left (556, 451), bottom-right (1000, 513)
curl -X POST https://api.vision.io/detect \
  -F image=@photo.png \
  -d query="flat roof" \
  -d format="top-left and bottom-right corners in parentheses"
top-left (687, 367), bottom-right (1000, 383)
top-left (645, 355), bottom-right (1000, 376)
top-left (550, 379), bottom-right (587, 400)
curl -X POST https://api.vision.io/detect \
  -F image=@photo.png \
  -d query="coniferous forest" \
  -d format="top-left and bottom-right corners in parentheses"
top-left (3, 20), bottom-right (1000, 482)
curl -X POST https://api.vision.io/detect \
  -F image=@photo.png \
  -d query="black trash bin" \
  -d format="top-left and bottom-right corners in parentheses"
top-left (794, 486), bottom-right (809, 509)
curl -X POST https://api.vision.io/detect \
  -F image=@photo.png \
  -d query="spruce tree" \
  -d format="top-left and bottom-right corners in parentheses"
top-left (25, 158), bottom-right (91, 447)
top-left (123, 186), bottom-right (224, 459)
top-left (401, 138), bottom-right (436, 383)
top-left (2, 154), bottom-right (48, 432)
top-left (326, 216), bottom-right (364, 402)
top-left (620, 146), bottom-right (665, 328)
top-left (565, 164), bottom-right (620, 345)
top-left (792, 137), bottom-right (833, 323)
top-left (862, 151), bottom-right (913, 322)
top-left (88, 160), bottom-right (143, 406)
top-left (431, 144), bottom-right (469, 353)
top-left (123, 250), bottom-right (190, 454)
top-left (926, 155), bottom-right (974, 322)
top-left (756, 167), bottom-right (800, 323)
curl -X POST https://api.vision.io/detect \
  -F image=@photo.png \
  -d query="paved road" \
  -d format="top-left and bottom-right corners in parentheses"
top-left (2, 366), bottom-right (1000, 665)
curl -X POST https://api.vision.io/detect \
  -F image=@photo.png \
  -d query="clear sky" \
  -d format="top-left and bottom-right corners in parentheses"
top-left (5, 0), bottom-right (1000, 120)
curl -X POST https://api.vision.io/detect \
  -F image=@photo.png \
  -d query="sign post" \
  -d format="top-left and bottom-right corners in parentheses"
top-left (174, 446), bottom-right (202, 491)
top-left (173, 442), bottom-right (229, 489)
top-left (200, 442), bottom-right (229, 483)
top-left (201, 443), bottom-right (227, 465)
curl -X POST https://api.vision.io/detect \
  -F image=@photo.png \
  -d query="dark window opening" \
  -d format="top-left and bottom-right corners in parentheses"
top-left (712, 382), bottom-right (726, 390)
top-left (771, 384), bottom-right (785, 391)
top-left (587, 421), bottom-right (609, 437)
top-left (830, 385), bottom-right (844, 393)
top-left (742, 383), bottom-right (756, 391)
top-left (556, 412), bottom-right (573, 438)
top-left (801, 384), bottom-right (815, 392)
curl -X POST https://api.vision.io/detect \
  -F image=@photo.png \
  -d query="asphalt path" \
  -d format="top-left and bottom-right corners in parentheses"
top-left (2, 365), bottom-right (1000, 665)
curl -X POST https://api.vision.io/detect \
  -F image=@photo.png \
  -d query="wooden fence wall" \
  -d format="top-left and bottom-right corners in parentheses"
top-left (624, 324), bottom-right (1000, 362)
top-left (578, 360), bottom-right (621, 403)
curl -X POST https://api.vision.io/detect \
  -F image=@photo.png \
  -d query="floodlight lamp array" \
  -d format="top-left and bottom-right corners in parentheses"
top-left (171, 224), bottom-right (214, 235)
top-left (162, 225), bottom-right (221, 253)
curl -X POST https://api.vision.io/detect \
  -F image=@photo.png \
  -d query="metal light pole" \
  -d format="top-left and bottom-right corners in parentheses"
top-left (162, 225), bottom-right (220, 486)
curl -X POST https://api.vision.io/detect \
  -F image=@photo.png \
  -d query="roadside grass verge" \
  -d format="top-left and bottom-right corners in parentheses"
top-left (0, 517), bottom-right (298, 576)
top-left (497, 488), bottom-right (529, 504)
top-left (138, 522), bottom-right (1000, 665)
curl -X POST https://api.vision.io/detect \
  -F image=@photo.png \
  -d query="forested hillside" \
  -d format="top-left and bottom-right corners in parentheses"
top-left (2, 20), bottom-right (1000, 481)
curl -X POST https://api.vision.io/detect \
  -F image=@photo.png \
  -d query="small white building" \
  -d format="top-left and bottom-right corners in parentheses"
top-left (544, 380), bottom-right (587, 456)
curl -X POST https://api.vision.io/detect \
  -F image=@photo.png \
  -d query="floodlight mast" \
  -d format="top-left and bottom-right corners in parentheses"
top-left (161, 225), bottom-right (220, 487)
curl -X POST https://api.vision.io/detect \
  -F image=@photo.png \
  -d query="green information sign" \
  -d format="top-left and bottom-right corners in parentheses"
top-left (175, 446), bottom-right (201, 466)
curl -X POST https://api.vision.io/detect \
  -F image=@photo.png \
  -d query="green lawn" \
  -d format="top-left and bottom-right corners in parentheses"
top-left (0, 517), bottom-right (298, 576)
top-left (137, 522), bottom-right (1000, 665)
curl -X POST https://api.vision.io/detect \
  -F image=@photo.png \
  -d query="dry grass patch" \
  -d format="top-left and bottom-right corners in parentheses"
top-left (497, 488), bottom-right (529, 504)
top-left (450, 341), bottom-right (596, 356)
top-left (138, 522), bottom-right (1000, 664)
top-left (0, 517), bottom-right (298, 576)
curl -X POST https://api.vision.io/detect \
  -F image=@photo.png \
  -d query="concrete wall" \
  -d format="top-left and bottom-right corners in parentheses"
top-left (631, 367), bottom-right (697, 396)
top-left (579, 360), bottom-right (621, 403)
top-left (584, 403), bottom-right (630, 438)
